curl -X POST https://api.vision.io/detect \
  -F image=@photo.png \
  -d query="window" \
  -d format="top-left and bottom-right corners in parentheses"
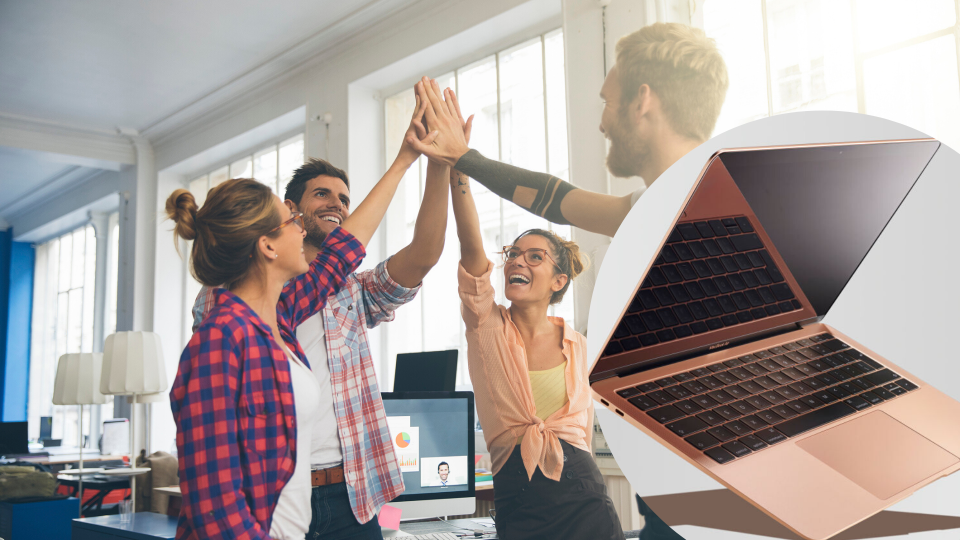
top-left (182, 133), bottom-right (305, 342)
top-left (702, 0), bottom-right (960, 149)
top-left (27, 215), bottom-right (120, 445)
top-left (382, 29), bottom-right (571, 390)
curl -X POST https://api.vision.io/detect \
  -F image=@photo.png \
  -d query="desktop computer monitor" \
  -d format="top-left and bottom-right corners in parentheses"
top-left (381, 391), bottom-right (475, 520)
top-left (0, 421), bottom-right (29, 456)
top-left (39, 416), bottom-right (52, 440)
top-left (101, 418), bottom-right (130, 455)
top-left (393, 350), bottom-right (458, 392)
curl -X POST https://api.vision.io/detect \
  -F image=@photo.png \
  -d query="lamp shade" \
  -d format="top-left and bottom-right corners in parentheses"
top-left (100, 331), bottom-right (168, 396)
top-left (52, 353), bottom-right (110, 405)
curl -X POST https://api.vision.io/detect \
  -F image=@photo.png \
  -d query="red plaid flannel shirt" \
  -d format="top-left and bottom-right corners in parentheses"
top-left (170, 227), bottom-right (364, 540)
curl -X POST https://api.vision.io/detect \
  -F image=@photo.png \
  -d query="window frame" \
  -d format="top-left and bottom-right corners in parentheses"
top-left (380, 28), bottom-right (572, 390)
top-left (700, 0), bottom-right (960, 124)
top-left (27, 214), bottom-right (120, 446)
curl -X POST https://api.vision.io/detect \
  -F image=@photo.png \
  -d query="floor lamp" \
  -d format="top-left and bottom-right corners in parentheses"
top-left (100, 331), bottom-right (167, 513)
top-left (52, 352), bottom-right (110, 516)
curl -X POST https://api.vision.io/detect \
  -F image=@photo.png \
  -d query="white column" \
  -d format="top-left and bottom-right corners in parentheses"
top-left (115, 132), bottom-right (157, 463)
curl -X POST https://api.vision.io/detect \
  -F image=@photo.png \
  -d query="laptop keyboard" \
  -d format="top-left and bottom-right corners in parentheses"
top-left (603, 216), bottom-right (801, 358)
top-left (615, 333), bottom-right (919, 464)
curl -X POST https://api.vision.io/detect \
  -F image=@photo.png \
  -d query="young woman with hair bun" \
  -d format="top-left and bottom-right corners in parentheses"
top-left (438, 91), bottom-right (625, 539)
top-left (167, 105), bottom-right (433, 540)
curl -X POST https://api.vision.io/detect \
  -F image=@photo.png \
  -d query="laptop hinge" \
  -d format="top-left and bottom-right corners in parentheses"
top-left (595, 322), bottom-right (809, 383)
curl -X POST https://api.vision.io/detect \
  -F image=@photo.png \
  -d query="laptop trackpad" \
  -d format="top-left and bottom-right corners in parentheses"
top-left (797, 411), bottom-right (959, 500)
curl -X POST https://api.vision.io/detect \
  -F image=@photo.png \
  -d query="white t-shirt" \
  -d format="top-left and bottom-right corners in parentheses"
top-left (270, 349), bottom-right (320, 540)
top-left (296, 313), bottom-right (344, 468)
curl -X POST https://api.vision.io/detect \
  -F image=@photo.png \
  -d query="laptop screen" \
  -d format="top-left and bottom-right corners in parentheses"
top-left (720, 140), bottom-right (939, 317)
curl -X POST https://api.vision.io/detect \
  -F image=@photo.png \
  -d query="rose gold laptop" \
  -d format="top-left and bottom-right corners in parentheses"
top-left (590, 139), bottom-right (960, 540)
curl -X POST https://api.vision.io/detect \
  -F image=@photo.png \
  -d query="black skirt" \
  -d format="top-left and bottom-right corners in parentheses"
top-left (492, 440), bottom-right (626, 540)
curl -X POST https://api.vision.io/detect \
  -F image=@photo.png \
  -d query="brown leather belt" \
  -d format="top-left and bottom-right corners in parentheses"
top-left (311, 465), bottom-right (345, 486)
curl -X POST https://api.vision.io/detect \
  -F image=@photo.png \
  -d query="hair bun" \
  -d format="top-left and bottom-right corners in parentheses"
top-left (165, 189), bottom-right (199, 241)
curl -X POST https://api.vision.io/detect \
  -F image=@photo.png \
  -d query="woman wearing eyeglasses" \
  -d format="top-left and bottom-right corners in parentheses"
top-left (166, 125), bottom-right (428, 539)
top-left (438, 94), bottom-right (623, 540)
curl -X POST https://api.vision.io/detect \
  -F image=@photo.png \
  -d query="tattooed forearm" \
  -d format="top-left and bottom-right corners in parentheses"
top-left (453, 171), bottom-right (470, 194)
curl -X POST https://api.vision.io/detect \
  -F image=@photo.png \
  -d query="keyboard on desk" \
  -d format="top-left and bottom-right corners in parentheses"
top-left (603, 216), bottom-right (800, 358)
top-left (616, 333), bottom-right (919, 464)
top-left (406, 534), bottom-right (462, 540)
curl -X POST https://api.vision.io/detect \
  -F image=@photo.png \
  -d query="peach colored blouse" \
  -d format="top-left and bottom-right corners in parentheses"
top-left (459, 261), bottom-right (594, 481)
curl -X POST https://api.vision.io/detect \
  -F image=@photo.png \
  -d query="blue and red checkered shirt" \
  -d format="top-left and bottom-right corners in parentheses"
top-left (191, 257), bottom-right (418, 524)
top-left (170, 227), bottom-right (364, 540)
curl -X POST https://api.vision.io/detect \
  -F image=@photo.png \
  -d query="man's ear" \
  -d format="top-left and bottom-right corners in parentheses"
top-left (631, 83), bottom-right (654, 125)
top-left (285, 199), bottom-right (299, 212)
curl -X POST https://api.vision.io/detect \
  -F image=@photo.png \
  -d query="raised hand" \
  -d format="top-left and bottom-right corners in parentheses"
top-left (406, 76), bottom-right (471, 167)
top-left (396, 92), bottom-right (435, 166)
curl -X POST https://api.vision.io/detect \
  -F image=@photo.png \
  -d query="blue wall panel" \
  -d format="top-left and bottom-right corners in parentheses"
top-left (0, 231), bottom-right (34, 422)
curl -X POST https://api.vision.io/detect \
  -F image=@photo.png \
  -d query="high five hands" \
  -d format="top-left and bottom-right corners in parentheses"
top-left (406, 76), bottom-right (474, 168)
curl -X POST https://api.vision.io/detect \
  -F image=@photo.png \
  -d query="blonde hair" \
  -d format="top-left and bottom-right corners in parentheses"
top-left (165, 178), bottom-right (282, 289)
top-left (513, 229), bottom-right (589, 305)
top-left (615, 23), bottom-right (729, 141)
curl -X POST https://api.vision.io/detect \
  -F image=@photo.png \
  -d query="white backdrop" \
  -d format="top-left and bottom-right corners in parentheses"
top-left (588, 112), bottom-right (960, 540)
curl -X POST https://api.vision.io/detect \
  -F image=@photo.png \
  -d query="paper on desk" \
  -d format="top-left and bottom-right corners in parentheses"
top-left (378, 504), bottom-right (402, 530)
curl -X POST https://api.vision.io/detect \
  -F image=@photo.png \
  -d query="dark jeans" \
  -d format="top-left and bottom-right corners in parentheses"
top-left (308, 482), bottom-right (382, 540)
top-left (493, 440), bottom-right (625, 540)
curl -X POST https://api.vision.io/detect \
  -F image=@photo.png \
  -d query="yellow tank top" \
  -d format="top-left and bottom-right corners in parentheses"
top-left (518, 361), bottom-right (569, 445)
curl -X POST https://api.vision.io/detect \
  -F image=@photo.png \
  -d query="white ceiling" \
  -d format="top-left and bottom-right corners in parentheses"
top-left (0, 0), bottom-right (418, 229)
top-left (0, 0), bottom-right (377, 132)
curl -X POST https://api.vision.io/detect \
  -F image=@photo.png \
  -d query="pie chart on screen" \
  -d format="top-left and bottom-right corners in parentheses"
top-left (396, 432), bottom-right (411, 448)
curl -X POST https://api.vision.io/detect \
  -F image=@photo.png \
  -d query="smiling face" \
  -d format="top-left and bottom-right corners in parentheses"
top-left (270, 195), bottom-right (309, 279)
top-left (438, 464), bottom-right (449, 481)
top-left (294, 175), bottom-right (351, 249)
top-left (503, 234), bottom-right (568, 306)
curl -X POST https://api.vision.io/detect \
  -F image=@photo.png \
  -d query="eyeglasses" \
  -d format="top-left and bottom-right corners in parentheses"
top-left (500, 246), bottom-right (561, 270)
top-left (268, 212), bottom-right (304, 235)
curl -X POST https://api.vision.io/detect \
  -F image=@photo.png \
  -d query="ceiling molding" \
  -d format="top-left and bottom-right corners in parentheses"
top-left (0, 113), bottom-right (135, 166)
top-left (0, 165), bottom-right (108, 220)
top-left (142, 0), bottom-right (421, 146)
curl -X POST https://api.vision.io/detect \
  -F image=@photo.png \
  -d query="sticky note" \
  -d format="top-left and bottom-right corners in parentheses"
top-left (378, 504), bottom-right (402, 530)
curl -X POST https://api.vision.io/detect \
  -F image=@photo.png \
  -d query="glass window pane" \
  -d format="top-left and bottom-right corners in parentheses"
top-left (56, 292), bottom-right (68, 360)
top-left (67, 288), bottom-right (83, 353)
top-left (104, 216), bottom-right (119, 338)
top-left (82, 226), bottom-right (96, 352)
top-left (766, 0), bottom-right (857, 114)
top-left (544, 29), bottom-right (570, 180)
top-left (189, 175), bottom-right (209, 208)
top-left (703, 0), bottom-right (769, 132)
top-left (499, 38), bottom-right (547, 172)
top-left (458, 56), bottom-right (500, 161)
top-left (58, 236), bottom-right (72, 292)
top-left (230, 157), bottom-right (253, 180)
top-left (855, 0), bottom-right (955, 53)
top-left (278, 134), bottom-right (304, 197)
top-left (421, 194), bottom-right (462, 357)
top-left (254, 147), bottom-right (279, 195)
top-left (71, 228), bottom-right (85, 289)
top-left (209, 166), bottom-right (229, 189)
top-left (864, 34), bottom-right (960, 150)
